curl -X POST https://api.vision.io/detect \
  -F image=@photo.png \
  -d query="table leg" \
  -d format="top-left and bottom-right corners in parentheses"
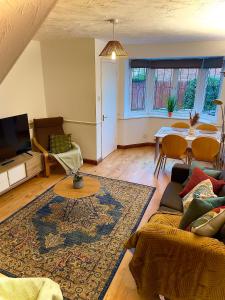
top-left (154, 137), bottom-right (160, 162)
top-left (81, 197), bottom-right (99, 218)
top-left (63, 199), bottom-right (70, 220)
top-left (64, 200), bottom-right (78, 221)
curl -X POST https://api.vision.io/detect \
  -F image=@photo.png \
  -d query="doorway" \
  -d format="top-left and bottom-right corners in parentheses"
top-left (101, 60), bottom-right (118, 159)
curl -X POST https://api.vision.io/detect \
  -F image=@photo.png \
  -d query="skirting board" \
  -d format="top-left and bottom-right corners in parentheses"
top-left (83, 158), bottom-right (103, 165)
top-left (117, 142), bottom-right (155, 149)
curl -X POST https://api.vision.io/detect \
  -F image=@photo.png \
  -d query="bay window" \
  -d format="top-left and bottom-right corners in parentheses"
top-left (131, 68), bottom-right (147, 111)
top-left (177, 68), bottom-right (198, 110)
top-left (129, 57), bottom-right (224, 121)
top-left (154, 69), bottom-right (173, 110)
top-left (202, 68), bottom-right (222, 117)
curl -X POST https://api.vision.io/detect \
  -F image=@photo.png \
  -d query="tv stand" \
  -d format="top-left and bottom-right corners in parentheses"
top-left (1, 159), bottom-right (15, 166)
top-left (0, 151), bottom-right (43, 195)
top-left (25, 151), bottom-right (33, 157)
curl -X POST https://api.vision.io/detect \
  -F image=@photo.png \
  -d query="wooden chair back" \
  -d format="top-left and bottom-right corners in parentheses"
top-left (162, 134), bottom-right (188, 159)
top-left (171, 122), bottom-right (190, 129)
top-left (197, 124), bottom-right (217, 131)
top-left (33, 117), bottom-right (64, 151)
top-left (191, 137), bottom-right (220, 162)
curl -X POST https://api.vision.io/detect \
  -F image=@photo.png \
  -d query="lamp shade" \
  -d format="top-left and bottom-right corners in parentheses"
top-left (99, 40), bottom-right (128, 57)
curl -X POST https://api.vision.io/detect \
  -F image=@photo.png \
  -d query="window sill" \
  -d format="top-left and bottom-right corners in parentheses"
top-left (122, 111), bottom-right (218, 125)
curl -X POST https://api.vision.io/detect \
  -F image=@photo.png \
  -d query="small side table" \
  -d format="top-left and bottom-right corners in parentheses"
top-left (54, 176), bottom-right (101, 220)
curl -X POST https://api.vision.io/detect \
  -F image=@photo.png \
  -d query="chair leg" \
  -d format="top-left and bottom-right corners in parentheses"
top-left (44, 156), bottom-right (50, 177)
top-left (163, 157), bottom-right (167, 170)
top-left (154, 154), bottom-right (162, 175)
top-left (157, 156), bottom-right (164, 177)
top-left (213, 156), bottom-right (219, 170)
top-left (188, 152), bottom-right (192, 166)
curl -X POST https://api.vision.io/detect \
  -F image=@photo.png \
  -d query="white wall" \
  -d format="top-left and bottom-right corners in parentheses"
top-left (41, 38), bottom-right (98, 160)
top-left (118, 117), bottom-right (191, 145)
top-left (0, 40), bottom-right (47, 121)
top-left (118, 40), bottom-right (225, 145)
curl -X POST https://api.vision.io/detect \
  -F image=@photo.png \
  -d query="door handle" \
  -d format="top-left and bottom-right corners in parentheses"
top-left (102, 115), bottom-right (108, 121)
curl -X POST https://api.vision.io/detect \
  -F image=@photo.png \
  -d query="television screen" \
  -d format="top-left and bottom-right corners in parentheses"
top-left (0, 114), bottom-right (31, 163)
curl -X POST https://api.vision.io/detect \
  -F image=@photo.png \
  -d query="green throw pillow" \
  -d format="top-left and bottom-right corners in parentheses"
top-left (182, 161), bottom-right (221, 187)
top-left (179, 193), bottom-right (225, 230)
top-left (190, 206), bottom-right (225, 237)
top-left (50, 134), bottom-right (72, 154)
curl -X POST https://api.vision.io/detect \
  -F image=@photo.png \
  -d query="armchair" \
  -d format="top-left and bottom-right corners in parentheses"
top-left (32, 117), bottom-right (82, 177)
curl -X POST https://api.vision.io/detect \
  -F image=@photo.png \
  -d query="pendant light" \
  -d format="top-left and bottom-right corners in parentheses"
top-left (99, 19), bottom-right (128, 60)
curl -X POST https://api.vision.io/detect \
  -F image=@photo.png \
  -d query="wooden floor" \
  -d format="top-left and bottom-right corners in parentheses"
top-left (0, 146), bottom-right (174, 299)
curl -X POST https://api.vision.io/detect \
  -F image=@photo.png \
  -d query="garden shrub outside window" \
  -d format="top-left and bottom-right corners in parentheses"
top-left (130, 57), bottom-right (224, 121)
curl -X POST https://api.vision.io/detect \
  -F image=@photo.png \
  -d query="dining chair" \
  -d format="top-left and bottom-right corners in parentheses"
top-left (196, 124), bottom-right (218, 131)
top-left (171, 122), bottom-right (190, 129)
top-left (154, 134), bottom-right (188, 177)
top-left (190, 137), bottom-right (220, 168)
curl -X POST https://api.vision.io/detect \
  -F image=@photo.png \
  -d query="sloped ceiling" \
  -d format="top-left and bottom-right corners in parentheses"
top-left (0, 0), bottom-right (57, 83)
top-left (36, 0), bottom-right (225, 44)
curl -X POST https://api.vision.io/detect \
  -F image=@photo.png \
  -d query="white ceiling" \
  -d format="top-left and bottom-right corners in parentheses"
top-left (36, 0), bottom-right (225, 44)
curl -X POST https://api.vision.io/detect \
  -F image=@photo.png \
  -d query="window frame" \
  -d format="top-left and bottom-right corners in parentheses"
top-left (128, 63), bottom-right (224, 122)
top-left (130, 67), bottom-right (148, 112)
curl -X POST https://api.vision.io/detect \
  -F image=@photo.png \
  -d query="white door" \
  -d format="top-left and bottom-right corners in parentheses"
top-left (101, 60), bottom-right (117, 159)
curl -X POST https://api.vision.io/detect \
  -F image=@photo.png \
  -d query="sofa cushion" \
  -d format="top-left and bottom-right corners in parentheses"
top-left (160, 182), bottom-right (183, 212)
top-left (171, 163), bottom-right (190, 184)
top-left (182, 179), bottom-right (217, 213)
top-left (218, 185), bottom-right (225, 197)
top-left (179, 195), bottom-right (225, 230)
top-left (219, 170), bottom-right (225, 181)
top-left (179, 167), bottom-right (225, 198)
top-left (189, 206), bottom-right (225, 237)
top-left (182, 161), bottom-right (221, 187)
top-left (216, 223), bottom-right (225, 244)
top-left (158, 205), bottom-right (181, 214)
top-left (214, 170), bottom-right (225, 197)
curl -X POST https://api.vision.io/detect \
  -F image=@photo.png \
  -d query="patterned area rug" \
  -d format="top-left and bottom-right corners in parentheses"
top-left (0, 174), bottom-right (155, 300)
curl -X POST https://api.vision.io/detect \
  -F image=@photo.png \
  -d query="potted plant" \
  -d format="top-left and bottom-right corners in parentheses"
top-left (167, 96), bottom-right (176, 117)
top-left (73, 172), bottom-right (84, 189)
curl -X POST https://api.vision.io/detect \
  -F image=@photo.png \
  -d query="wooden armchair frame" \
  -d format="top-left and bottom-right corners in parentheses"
top-left (32, 137), bottom-right (53, 177)
top-left (32, 117), bottom-right (65, 177)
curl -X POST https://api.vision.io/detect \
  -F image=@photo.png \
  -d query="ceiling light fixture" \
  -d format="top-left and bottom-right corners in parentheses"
top-left (99, 19), bottom-right (128, 60)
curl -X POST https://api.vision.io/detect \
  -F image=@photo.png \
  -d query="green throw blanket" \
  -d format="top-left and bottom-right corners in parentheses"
top-left (0, 277), bottom-right (63, 300)
top-left (51, 142), bottom-right (83, 175)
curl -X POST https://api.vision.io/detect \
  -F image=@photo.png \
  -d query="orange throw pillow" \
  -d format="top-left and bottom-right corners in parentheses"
top-left (179, 167), bottom-right (225, 198)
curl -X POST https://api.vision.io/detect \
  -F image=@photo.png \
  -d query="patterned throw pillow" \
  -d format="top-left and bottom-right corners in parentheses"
top-left (50, 134), bottom-right (72, 154)
top-left (179, 195), bottom-right (225, 230)
top-left (189, 206), bottom-right (225, 237)
top-left (182, 179), bottom-right (217, 213)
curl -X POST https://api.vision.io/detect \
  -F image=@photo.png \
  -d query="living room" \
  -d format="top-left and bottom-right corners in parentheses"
top-left (0, 1), bottom-right (225, 300)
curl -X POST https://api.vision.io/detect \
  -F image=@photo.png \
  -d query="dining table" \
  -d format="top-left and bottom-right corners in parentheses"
top-left (154, 126), bottom-right (221, 162)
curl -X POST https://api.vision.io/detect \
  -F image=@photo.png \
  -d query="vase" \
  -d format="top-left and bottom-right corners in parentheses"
top-left (73, 178), bottom-right (84, 189)
top-left (168, 112), bottom-right (173, 117)
top-left (189, 126), bottom-right (195, 136)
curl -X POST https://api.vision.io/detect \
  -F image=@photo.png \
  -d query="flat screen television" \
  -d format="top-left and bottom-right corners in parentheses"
top-left (0, 114), bottom-right (31, 163)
